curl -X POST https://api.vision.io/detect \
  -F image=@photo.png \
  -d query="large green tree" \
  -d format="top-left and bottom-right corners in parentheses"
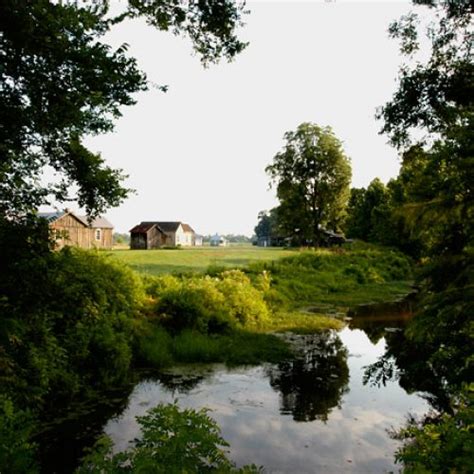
top-left (378, 1), bottom-right (473, 470)
top-left (266, 123), bottom-right (351, 245)
top-left (0, 0), bottom-right (247, 219)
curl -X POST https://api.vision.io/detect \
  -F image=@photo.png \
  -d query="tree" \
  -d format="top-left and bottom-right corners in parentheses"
top-left (378, 0), bottom-right (473, 256)
top-left (266, 123), bottom-right (351, 246)
top-left (378, 2), bottom-right (473, 469)
top-left (0, 0), bottom-right (247, 219)
top-left (254, 209), bottom-right (281, 244)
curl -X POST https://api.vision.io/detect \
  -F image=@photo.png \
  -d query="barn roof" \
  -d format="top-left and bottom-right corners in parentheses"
top-left (130, 222), bottom-right (162, 233)
top-left (38, 211), bottom-right (112, 228)
top-left (79, 215), bottom-right (113, 229)
top-left (38, 211), bottom-right (65, 222)
top-left (141, 221), bottom-right (182, 232)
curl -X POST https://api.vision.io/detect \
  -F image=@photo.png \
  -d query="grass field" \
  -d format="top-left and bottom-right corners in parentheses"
top-left (110, 245), bottom-right (298, 275)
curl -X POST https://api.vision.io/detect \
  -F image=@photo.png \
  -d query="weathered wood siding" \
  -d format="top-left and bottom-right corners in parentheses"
top-left (50, 214), bottom-right (113, 250)
top-left (91, 228), bottom-right (113, 249)
top-left (147, 227), bottom-right (165, 249)
top-left (51, 214), bottom-right (90, 249)
top-left (131, 233), bottom-right (147, 249)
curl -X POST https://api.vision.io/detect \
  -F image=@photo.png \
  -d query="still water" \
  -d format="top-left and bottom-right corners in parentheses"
top-left (103, 314), bottom-right (429, 474)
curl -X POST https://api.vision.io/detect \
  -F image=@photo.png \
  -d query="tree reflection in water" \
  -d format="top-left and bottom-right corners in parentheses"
top-left (359, 317), bottom-right (451, 413)
top-left (266, 331), bottom-right (349, 422)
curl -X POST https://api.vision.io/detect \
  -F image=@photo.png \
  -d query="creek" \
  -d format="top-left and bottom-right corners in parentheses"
top-left (105, 312), bottom-right (428, 473)
top-left (41, 310), bottom-right (435, 473)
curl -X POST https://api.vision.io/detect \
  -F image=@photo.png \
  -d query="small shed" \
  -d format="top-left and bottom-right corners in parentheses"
top-left (129, 223), bottom-right (166, 250)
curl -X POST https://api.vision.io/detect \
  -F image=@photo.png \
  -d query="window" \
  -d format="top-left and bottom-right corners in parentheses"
top-left (95, 229), bottom-right (101, 241)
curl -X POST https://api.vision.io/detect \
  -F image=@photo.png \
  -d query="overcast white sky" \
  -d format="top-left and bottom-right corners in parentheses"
top-left (82, 0), bottom-right (421, 235)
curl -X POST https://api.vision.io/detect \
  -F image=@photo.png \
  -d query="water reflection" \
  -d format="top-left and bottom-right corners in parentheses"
top-left (37, 385), bottom-right (134, 474)
top-left (267, 331), bottom-right (349, 422)
top-left (363, 327), bottom-right (451, 412)
top-left (349, 312), bottom-right (411, 344)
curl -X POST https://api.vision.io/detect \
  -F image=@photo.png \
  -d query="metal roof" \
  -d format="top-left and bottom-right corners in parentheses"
top-left (79, 215), bottom-right (113, 229)
top-left (38, 211), bottom-right (65, 222)
top-left (38, 210), bottom-right (113, 228)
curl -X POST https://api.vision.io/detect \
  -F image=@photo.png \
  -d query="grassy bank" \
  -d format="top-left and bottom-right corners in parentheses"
top-left (131, 244), bottom-right (413, 367)
top-left (249, 245), bottom-right (414, 313)
top-left (0, 241), bottom-right (414, 472)
top-left (110, 245), bottom-right (297, 274)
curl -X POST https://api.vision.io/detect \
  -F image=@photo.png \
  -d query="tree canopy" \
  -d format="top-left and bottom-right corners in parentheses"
top-left (266, 123), bottom-right (351, 245)
top-left (0, 0), bottom-right (247, 219)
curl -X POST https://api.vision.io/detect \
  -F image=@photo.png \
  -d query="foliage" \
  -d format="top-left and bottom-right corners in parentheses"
top-left (0, 224), bottom-right (144, 409)
top-left (254, 209), bottom-right (282, 243)
top-left (266, 123), bottom-right (352, 245)
top-left (248, 247), bottom-right (413, 311)
top-left (150, 270), bottom-right (270, 334)
top-left (378, 1), bottom-right (472, 149)
top-left (0, 0), bottom-right (247, 218)
top-left (135, 324), bottom-right (292, 368)
top-left (77, 403), bottom-right (262, 473)
top-left (394, 386), bottom-right (474, 474)
top-left (0, 396), bottom-right (38, 474)
top-left (113, 233), bottom-right (130, 246)
top-left (405, 252), bottom-right (474, 387)
top-left (377, 0), bottom-right (474, 468)
top-left (345, 179), bottom-right (393, 242)
top-left (344, 177), bottom-right (423, 257)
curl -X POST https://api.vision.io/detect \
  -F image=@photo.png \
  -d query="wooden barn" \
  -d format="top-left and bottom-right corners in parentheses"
top-left (129, 222), bottom-right (167, 250)
top-left (39, 210), bottom-right (113, 249)
top-left (130, 221), bottom-right (196, 249)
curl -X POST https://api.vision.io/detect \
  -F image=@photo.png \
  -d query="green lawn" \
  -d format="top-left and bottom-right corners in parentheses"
top-left (110, 245), bottom-right (297, 275)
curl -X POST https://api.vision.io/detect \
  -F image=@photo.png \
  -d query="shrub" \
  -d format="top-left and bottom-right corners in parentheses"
top-left (155, 277), bottom-right (231, 334)
top-left (77, 403), bottom-right (262, 473)
top-left (394, 386), bottom-right (474, 473)
top-left (0, 396), bottom-right (38, 473)
top-left (135, 325), bottom-right (173, 368)
top-left (150, 271), bottom-right (271, 334)
top-left (216, 271), bottom-right (270, 329)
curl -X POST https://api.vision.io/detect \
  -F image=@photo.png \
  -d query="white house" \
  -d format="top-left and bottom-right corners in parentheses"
top-left (210, 234), bottom-right (228, 247)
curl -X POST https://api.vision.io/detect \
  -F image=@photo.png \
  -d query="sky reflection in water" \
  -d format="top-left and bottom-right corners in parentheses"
top-left (105, 319), bottom-right (429, 473)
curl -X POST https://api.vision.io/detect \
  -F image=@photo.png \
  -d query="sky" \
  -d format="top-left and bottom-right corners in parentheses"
top-left (82, 0), bottom-right (419, 236)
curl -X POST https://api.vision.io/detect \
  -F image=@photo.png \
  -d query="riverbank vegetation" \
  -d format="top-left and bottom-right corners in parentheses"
top-left (0, 231), bottom-right (413, 471)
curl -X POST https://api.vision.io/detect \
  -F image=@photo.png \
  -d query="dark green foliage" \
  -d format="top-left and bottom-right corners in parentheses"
top-left (345, 179), bottom-right (393, 242)
top-left (77, 403), bottom-right (262, 473)
top-left (0, 396), bottom-right (38, 474)
top-left (378, 1), bottom-right (472, 148)
top-left (0, 221), bottom-right (143, 408)
top-left (394, 386), bottom-right (474, 474)
top-left (135, 325), bottom-right (291, 368)
top-left (378, 1), bottom-right (474, 468)
top-left (405, 253), bottom-right (474, 388)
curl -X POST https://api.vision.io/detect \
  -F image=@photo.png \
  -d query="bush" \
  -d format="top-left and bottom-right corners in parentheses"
top-left (150, 271), bottom-right (270, 335)
top-left (0, 245), bottom-right (145, 407)
top-left (135, 325), bottom-right (173, 368)
top-left (394, 386), bottom-right (474, 473)
top-left (77, 403), bottom-right (262, 473)
top-left (0, 396), bottom-right (38, 473)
